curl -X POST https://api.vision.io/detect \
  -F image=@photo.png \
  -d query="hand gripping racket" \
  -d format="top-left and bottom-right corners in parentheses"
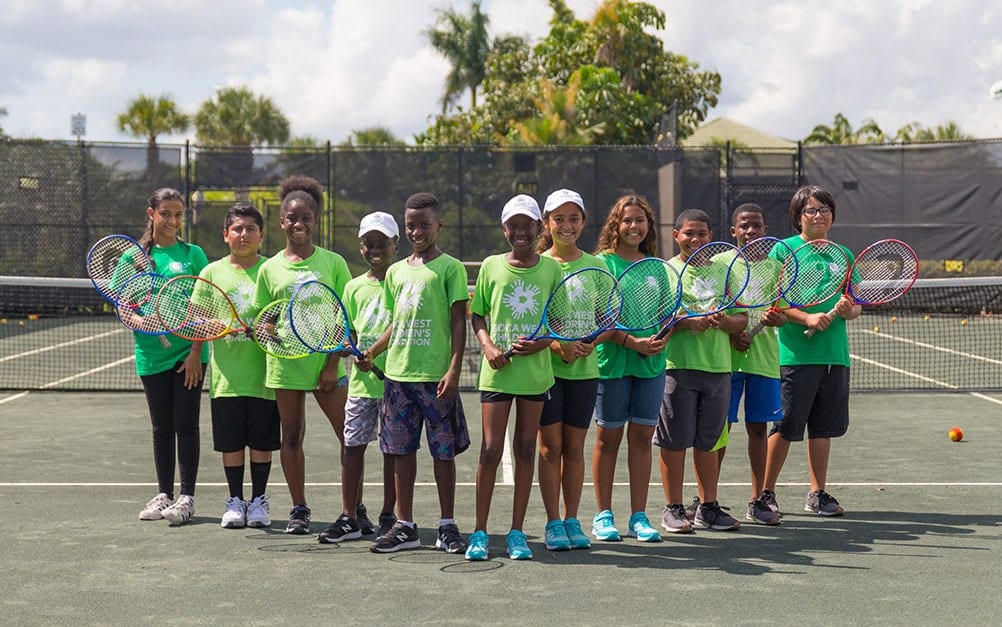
top-left (252, 299), bottom-right (311, 359)
top-left (747, 238), bottom-right (849, 337)
top-left (155, 275), bottom-right (251, 341)
top-left (730, 236), bottom-right (799, 332)
top-left (87, 234), bottom-right (153, 304)
top-left (288, 280), bottom-right (385, 380)
top-left (804, 238), bottom-right (918, 337)
top-left (503, 266), bottom-right (621, 359)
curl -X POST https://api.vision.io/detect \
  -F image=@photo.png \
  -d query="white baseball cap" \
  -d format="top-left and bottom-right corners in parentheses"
top-left (500, 194), bottom-right (541, 224)
top-left (542, 189), bottom-right (585, 217)
top-left (358, 211), bottom-right (399, 239)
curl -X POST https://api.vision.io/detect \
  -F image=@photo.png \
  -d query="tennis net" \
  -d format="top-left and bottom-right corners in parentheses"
top-left (2, 275), bottom-right (1000, 393)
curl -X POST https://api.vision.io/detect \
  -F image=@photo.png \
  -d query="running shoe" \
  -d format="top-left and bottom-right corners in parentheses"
top-left (465, 530), bottom-right (489, 561)
top-left (246, 495), bottom-right (271, 528)
top-left (805, 490), bottom-right (844, 516)
top-left (369, 522), bottom-right (420, 553)
top-left (591, 509), bottom-right (621, 541)
top-left (563, 517), bottom-right (591, 549)
top-left (544, 519), bottom-right (571, 551)
top-left (162, 495), bottom-right (194, 526)
top-left (506, 529), bottom-right (533, 560)
top-left (318, 513), bottom-right (362, 544)
top-left (285, 505), bottom-right (312, 535)
top-left (435, 523), bottom-right (467, 554)
top-left (220, 496), bottom-right (247, 529)
top-left (139, 493), bottom-right (173, 521)
top-left (627, 511), bottom-right (662, 542)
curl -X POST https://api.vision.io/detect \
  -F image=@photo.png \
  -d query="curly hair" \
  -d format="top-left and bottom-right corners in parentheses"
top-left (594, 193), bottom-right (657, 257)
top-left (279, 175), bottom-right (324, 215)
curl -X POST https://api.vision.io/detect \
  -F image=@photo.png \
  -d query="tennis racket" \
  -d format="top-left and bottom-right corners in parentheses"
top-left (252, 298), bottom-right (311, 359)
top-left (113, 272), bottom-right (173, 347)
top-left (613, 257), bottom-right (682, 333)
top-left (804, 238), bottom-right (918, 337)
top-left (155, 275), bottom-right (251, 341)
top-left (731, 236), bottom-right (799, 332)
top-left (87, 234), bottom-right (153, 304)
top-left (652, 241), bottom-right (750, 341)
top-left (503, 266), bottom-right (621, 359)
top-left (747, 239), bottom-right (850, 337)
top-left (288, 280), bottom-right (385, 380)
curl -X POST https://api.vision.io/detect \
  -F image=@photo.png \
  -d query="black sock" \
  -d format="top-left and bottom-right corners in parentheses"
top-left (250, 461), bottom-right (271, 500)
top-left (223, 465), bottom-right (244, 500)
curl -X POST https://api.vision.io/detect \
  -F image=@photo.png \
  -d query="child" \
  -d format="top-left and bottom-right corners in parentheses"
top-left (199, 203), bottom-right (280, 529)
top-left (362, 192), bottom-right (471, 554)
top-left (591, 194), bottom-right (667, 544)
top-left (762, 185), bottom-right (860, 517)
top-left (653, 208), bottom-right (748, 533)
top-left (134, 188), bottom-right (210, 526)
top-left (316, 211), bottom-right (399, 543)
top-left (251, 175), bottom-right (353, 536)
top-left (721, 203), bottom-right (785, 525)
top-left (467, 194), bottom-right (562, 561)
top-left (536, 189), bottom-right (605, 551)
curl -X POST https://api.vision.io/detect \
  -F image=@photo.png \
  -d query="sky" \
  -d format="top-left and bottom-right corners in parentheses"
top-left (1, 0), bottom-right (1000, 144)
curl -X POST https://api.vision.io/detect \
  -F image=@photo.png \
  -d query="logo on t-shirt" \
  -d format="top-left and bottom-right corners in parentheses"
top-left (287, 270), bottom-right (322, 297)
top-left (397, 278), bottom-right (425, 316)
top-left (503, 279), bottom-right (541, 319)
top-left (231, 281), bottom-right (255, 316)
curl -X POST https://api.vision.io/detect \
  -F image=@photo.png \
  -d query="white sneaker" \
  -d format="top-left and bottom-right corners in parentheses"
top-left (139, 493), bottom-right (173, 521)
top-left (246, 494), bottom-right (271, 528)
top-left (162, 495), bottom-right (195, 526)
top-left (220, 497), bottom-right (247, 529)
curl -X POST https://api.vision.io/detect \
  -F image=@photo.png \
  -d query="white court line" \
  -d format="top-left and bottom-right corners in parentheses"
top-left (0, 391), bottom-right (30, 406)
top-left (38, 355), bottom-right (136, 389)
top-left (3, 481), bottom-right (1001, 488)
top-left (859, 328), bottom-right (1002, 366)
top-left (0, 327), bottom-right (126, 363)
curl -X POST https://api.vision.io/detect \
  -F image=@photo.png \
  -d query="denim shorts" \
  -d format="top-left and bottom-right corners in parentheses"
top-left (594, 372), bottom-right (666, 429)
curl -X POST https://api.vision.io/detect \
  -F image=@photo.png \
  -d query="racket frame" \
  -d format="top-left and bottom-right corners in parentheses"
top-left (155, 274), bottom-right (251, 341)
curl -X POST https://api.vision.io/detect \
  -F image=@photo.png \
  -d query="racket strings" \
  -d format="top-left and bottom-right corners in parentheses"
top-left (849, 242), bottom-right (919, 304)
top-left (543, 271), bottom-right (619, 340)
top-left (115, 273), bottom-right (169, 335)
top-left (618, 268), bottom-right (677, 329)
top-left (289, 284), bottom-right (351, 352)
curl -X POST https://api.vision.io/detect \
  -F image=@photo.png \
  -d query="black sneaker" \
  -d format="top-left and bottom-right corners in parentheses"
top-left (760, 489), bottom-right (782, 517)
top-left (693, 501), bottom-right (741, 531)
top-left (369, 521), bottom-right (420, 553)
top-left (684, 495), bottom-right (700, 523)
top-left (318, 513), bottom-right (362, 544)
top-left (435, 523), bottom-right (467, 554)
top-left (285, 505), bottom-right (312, 535)
top-left (375, 512), bottom-right (397, 539)
top-left (805, 490), bottom-right (844, 516)
top-left (356, 504), bottom-right (375, 535)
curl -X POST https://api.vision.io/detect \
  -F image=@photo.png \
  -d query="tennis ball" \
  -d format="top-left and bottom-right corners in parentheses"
top-left (923, 315), bottom-right (930, 321)
top-left (961, 319), bottom-right (968, 326)
top-left (949, 427), bottom-right (964, 442)
top-left (18, 320), bottom-right (25, 327)
top-left (873, 326), bottom-right (880, 332)
top-left (890, 316), bottom-right (898, 323)
top-left (27, 314), bottom-right (39, 320)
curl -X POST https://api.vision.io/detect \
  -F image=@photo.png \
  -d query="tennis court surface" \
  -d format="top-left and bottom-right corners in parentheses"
top-left (1, 386), bottom-right (999, 624)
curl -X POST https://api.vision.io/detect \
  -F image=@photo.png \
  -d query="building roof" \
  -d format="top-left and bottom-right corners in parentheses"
top-left (682, 117), bottom-right (797, 149)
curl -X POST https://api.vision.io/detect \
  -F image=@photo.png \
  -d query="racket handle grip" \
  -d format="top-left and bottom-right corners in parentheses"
top-left (746, 320), bottom-right (766, 338)
top-left (803, 306), bottom-right (838, 337)
top-left (502, 348), bottom-right (515, 360)
top-left (653, 325), bottom-right (671, 341)
top-left (371, 364), bottom-right (385, 381)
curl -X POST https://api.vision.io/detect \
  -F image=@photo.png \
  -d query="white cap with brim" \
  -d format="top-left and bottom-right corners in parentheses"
top-left (358, 211), bottom-right (399, 239)
top-left (500, 194), bottom-right (541, 224)
top-left (542, 189), bottom-right (585, 217)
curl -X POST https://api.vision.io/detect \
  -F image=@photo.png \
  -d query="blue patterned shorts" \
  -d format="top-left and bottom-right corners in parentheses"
top-left (379, 379), bottom-right (470, 459)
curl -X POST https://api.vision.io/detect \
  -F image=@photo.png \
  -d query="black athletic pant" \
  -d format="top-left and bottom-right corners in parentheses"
top-left (140, 364), bottom-right (204, 497)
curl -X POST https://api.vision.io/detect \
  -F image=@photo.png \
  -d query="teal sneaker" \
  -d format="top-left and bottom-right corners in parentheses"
top-left (591, 509), bottom-right (621, 541)
top-left (627, 511), bottom-right (662, 542)
top-left (544, 519), bottom-right (571, 551)
top-left (465, 530), bottom-right (489, 561)
top-left (506, 529), bottom-right (533, 560)
top-left (563, 517), bottom-right (591, 549)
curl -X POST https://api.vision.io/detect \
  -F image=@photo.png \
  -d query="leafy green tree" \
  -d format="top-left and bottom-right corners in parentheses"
top-left (804, 113), bottom-right (884, 145)
top-left (894, 120), bottom-right (972, 142)
top-left (341, 126), bottom-right (407, 147)
top-left (116, 94), bottom-right (189, 183)
top-left (426, 0), bottom-right (491, 113)
top-left (194, 87), bottom-right (290, 146)
top-left (0, 106), bottom-right (7, 137)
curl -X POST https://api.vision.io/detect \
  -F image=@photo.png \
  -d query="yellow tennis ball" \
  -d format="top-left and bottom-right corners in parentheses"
top-left (949, 427), bottom-right (964, 442)
top-left (890, 316), bottom-right (897, 323)
top-left (18, 320), bottom-right (25, 327)
top-left (873, 326), bottom-right (880, 332)
top-left (961, 319), bottom-right (968, 326)
top-left (923, 315), bottom-right (930, 321)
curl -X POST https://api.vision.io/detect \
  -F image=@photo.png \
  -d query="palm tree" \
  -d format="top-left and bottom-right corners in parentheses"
top-left (894, 120), bottom-right (971, 143)
top-left (505, 73), bottom-right (604, 145)
top-left (0, 106), bottom-right (7, 137)
top-left (116, 94), bottom-right (189, 183)
top-left (193, 86), bottom-right (290, 146)
top-left (804, 113), bottom-right (884, 145)
top-left (426, 0), bottom-right (491, 113)
top-left (342, 126), bottom-right (407, 147)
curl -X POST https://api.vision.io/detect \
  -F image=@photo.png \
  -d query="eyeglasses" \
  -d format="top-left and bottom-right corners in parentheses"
top-left (803, 207), bottom-right (832, 217)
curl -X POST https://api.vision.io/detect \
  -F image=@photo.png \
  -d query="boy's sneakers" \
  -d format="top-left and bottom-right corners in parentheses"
top-left (285, 505), bottom-right (311, 535)
top-left (318, 513), bottom-right (362, 544)
top-left (660, 504), bottom-right (694, 534)
top-left (805, 490), bottom-right (844, 516)
top-left (246, 494), bottom-right (271, 528)
top-left (746, 496), bottom-right (782, 525)
top-left (544, 519), bottom-right (571, 551)
top-left (465, 530), bottom-right (489, 561)
top-left (220, 496), bottom-right (247, 529)
top-left (592, 509), bottom-right (621, 541)
top-left (375, 512), bottom-right (397, 539)
top-left (161, 495), bottom-right (195, 526)
top-left (563, 518), bottom-right (591, 549)
top-left (506, 529), bottom-right (533, 560)
top-left (694, 501), bottom-right (740, 531)
top-left (760, 489), bottom-right (782, 517)
top-left (684, 496), bottom-right (701, 523)
top-left (627, 511), bottom-right (662, 542)
top-left (139, 493), bottom-right (173, 521)
top-left (369, 522), bottom-right (420, 553)
top-left (356, 504), bottom-right (375, 535)
top-left (435, 523), bottom-right (467, 554)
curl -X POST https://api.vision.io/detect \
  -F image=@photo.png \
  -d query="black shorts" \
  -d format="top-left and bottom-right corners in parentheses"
top-left (540, 377), bottom-right (598, 429)
top-left (210, 396), bottom-right (281, 453)
top-left (480, 390), bottom-right (549, 403)
top-left (771, 365), bottom-right (850, 441)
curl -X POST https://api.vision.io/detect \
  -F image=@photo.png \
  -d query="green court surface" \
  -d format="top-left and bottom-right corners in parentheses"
top-left (1, 389), bottom-right (999, 625)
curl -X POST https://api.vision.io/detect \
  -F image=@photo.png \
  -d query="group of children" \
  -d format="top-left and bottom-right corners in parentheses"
top-left (129, 179), bottom-right (858, 561)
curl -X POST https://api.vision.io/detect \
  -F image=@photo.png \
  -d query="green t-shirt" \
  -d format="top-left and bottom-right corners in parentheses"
top-left (663, 255), bottom-right (735, 374)
top-left (594, 252), bottom-right (666, 380)
top-left (252, 247), bottom-right (351, 390)
top-left (133, 242), bottom-right (210, 376)
top-left (774, 235), bottom-right (855, 367)
top-left (199, 257), bottom-right (273, 400)
top-left (541, 251), bottom-right (605, 381)
top-left (470, 253), bottom-right (562, 395)
top-left (383, 253), bottom-right (469, 383)
top-left (343, 273), bottom-right (390, 399)
top-left (729, 255), bottom-right (782, 378)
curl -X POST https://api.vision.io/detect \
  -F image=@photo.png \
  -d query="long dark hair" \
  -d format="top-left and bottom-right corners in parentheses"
top-left (594, 193), bottom-right (658, 257)
top-left (138, 188), bottom-right (187, 264)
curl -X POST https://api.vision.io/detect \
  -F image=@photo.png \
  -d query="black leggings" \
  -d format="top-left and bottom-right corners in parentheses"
top-left (140, 365), bottom-right (204, 497)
